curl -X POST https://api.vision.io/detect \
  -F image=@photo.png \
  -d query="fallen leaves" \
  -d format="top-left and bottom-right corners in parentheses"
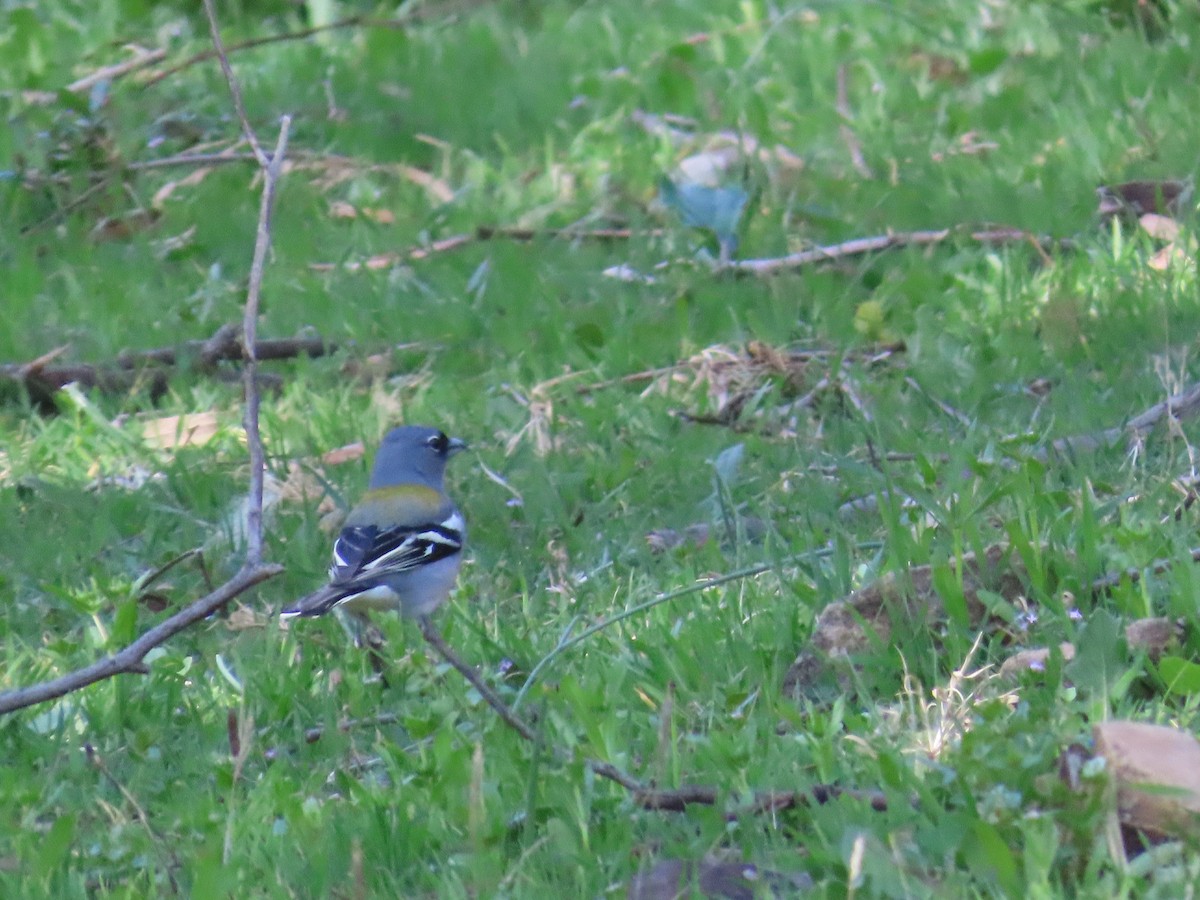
top-left (142, 412), bottom-right (221, 450)
top-left (1095, 721), bottom-right (1200, 840)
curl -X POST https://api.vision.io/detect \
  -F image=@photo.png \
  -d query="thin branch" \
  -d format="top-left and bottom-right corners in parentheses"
top-left (126, 151), bottom-right (260, 172)
top-left (202, 0), bottom-right (292, 564)
top-left (66, 47), bottom-right (168, 93)
top-left (312, 226), bottom-right (659, 272)
top-left (729, 227), bottom-right (1073, 276)
top-left (418, 616), bottom-right (539, 742)
top-left (0, 563), bottom-right (281, 715)
top-left (1029, 378), bottom-right (1200, 461)
top-left (0, 2), bottom-right (292, 717)
top-left (240, 119), bottom-right (290, 565)
top-left (202, 0), bottom-right (266, 165)
top-left (0, 332), bottom-right (331, 398)
top-left (418, 618), bottom-right (891, 816)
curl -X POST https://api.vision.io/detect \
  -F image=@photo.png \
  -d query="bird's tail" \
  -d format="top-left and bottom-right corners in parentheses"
top-left (280, 585), bottom-right (346, 620)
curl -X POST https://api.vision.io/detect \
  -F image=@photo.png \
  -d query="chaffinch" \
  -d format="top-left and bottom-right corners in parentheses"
top-left (281, 425), bottom-right (467, 622)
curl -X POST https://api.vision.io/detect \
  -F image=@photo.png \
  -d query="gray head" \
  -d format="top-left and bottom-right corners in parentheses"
top-left (369, 425), bottom-right (467, 490)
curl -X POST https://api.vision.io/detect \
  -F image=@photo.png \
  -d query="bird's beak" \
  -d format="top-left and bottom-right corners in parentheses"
top-left (447, 436), bottom-right (468, 455)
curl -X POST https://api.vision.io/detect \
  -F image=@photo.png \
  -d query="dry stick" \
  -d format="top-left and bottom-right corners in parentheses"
top-left (0, 5), bottom-right (292, 718)
top-left (729, 228), bottom-right (1072, 276)
top-left (420, 556), bottom-right (900, 814)
top-left (238, 122), bottom-right (290, 566)
top-left (203, 0), bottom-right (293, 563)
top-left (322, 226), bottom-right (661, 269)
top-left (141, 15), bottom-right (376, 88)
top-left (418, 616), bottom-right (539, 744)
top-left (1033, 378), bottom-right (1200, 461)
top-left (203, 0), bottom-right (266, 165)
top-left (418, 617), bottom-right (685, 798)
top-left (0, 564), bottom-right (280, 715)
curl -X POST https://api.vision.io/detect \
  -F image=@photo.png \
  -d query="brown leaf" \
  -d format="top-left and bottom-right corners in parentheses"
top-left (329, 200), bottom-right (358, 220)
top-left (152, 166), bottom-right (213, 209)
top-left (1125, 617), bottom-right (1182, 660)
top-left (226, 604), bottom-right (267, 631)
top-left (321, 442), bottom-right (365, 466)
top-left (1139, 213), bottom-right (1181, 242)
top-left (142, 411), bottom-right (220, 450)
top-left (361, 207), bottom-right (396, 225)
top-left (1094, 720), bottom-right (1200, 839)
top-left (1097, 180), bottom-right (1190, 221)
top-left (783, 543), bottom-right (1033, 699)
top-left (999, 643), bottom-right (1076, 678)
top-left (89, 208), bottom-right (161, 243)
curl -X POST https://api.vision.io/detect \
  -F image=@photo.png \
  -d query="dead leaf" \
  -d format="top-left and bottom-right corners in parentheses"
top-left (361, 207), bottom-right (395, 225)
top-left (142, 412), bottom-right (220, 450)
top-left (783, 543), bottom-right (1032, 699)
top-left (226, 604), bottom-right (267, 631)
top-left (1095, 720), bottom-right (1200, 839)
top-left (329, 200), bottom-right (358, 220)
top-left (152, 166), bottom-right (214, 209)
top-left (999, 643), bottom-right (1076, 678)
top-left (1147, 242), bottom-right (1192, 272)
top-left (90, 208), bottom-right (161, 243)
top-left (1140, 213), bottom-right (1181, 242)
top-left (1097, 180), bottom-right (1190, 221)
top-left (322, 442), bottom-right (365, 466)
top-left (1125, 617), bottom-right (1182, 660)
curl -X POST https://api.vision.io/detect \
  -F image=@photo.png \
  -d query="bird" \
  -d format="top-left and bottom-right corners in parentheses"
top-left (280, 425), bottom-right (467, 624)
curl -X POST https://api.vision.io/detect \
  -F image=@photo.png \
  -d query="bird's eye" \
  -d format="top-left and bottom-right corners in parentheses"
top-left (427, 432), bottom-right (448, 452)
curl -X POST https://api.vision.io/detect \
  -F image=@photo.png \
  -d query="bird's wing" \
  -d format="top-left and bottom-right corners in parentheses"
top-left (329, 511), bottom-right (465, 584)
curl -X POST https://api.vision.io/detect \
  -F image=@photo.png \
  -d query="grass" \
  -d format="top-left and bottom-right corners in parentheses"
top-left (4, 0), bottom-right (1200, 894)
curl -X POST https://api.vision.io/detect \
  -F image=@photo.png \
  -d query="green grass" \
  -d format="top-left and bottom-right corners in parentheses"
top-left (4, 0), bottom-right (1200, 895)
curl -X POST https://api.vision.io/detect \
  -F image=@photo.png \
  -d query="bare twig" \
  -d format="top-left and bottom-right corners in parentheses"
top-left (140, 16), bottom-right (378, 88)
top-left (0, 563), bottom-right (281, 715)
top-left (0, 332), bottom-right (331, 398)
top-left (87, 743), bottom-right (182, 890)
top-left (202, 0), bottom-right (266, 165)
top-left (0, 2), bottom-right (291, 717)
top-left (729, 227), bottom-right (1073, 276)
top-left (67, 46), bottom-right (168, 93)
top-left (418, 616), bottom-right (539, 742)
top-left (240, 120), bottom-right (290, 565)
top-left (1031, 378), bottom-right (1200, 461)
top-left (126, 151), bottom-right (260, 172)
top-left (176, 4), bottom-right (287, 565)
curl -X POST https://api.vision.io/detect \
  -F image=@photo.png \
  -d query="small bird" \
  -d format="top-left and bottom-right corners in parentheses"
top-left (281, 425), bottom-right (467, 623)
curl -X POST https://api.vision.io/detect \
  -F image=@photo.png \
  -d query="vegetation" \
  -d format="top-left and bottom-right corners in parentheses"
top-left (3, 0), bottom-right (1200, 894)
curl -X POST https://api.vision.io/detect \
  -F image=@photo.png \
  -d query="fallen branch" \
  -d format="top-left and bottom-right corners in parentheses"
top-left (0, 563), bottom-right (281, 715)
top-left (729, 227), bottom-right (1074, 276)
top-left (0, 331), bottom-right (333, 400)
top-left (418, 612), bottom-right (883, 816)
top-left (0, 3), bottom-right (291, 717)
